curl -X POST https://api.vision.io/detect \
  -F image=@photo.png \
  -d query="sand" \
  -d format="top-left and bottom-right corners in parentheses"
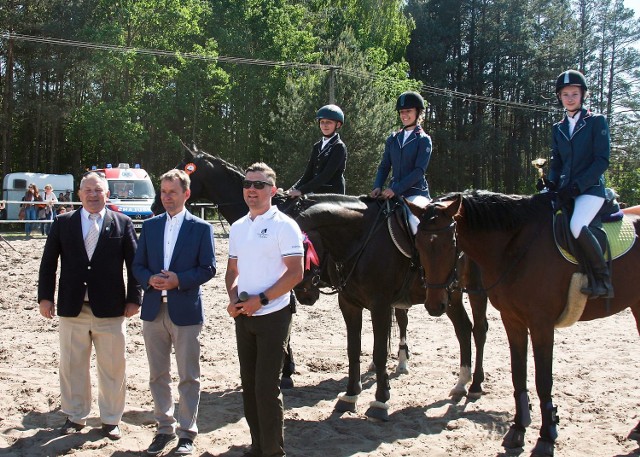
top-left (0, 233), bottom-right (638, 456)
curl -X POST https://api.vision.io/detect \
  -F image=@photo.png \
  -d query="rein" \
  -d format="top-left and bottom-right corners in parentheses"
top-left (315, 200), bottom-right (400, 293)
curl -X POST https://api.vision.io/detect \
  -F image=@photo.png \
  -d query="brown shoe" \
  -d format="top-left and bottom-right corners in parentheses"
top-left (102, 423), bottom-right (122, 440)
top-left (59, 418), bottom-right (84, 435)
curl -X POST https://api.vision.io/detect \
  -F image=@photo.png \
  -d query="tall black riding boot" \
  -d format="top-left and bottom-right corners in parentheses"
top-left (576, 226), bottom-right (614, 299)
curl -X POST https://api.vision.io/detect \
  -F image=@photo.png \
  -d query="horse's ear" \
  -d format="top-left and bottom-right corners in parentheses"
top-left (180, 139), bottom-right (198, 159)
top-left (442, 194), bottom-right (463, 219)
top-left (405, 198), bottom-right (425, 218)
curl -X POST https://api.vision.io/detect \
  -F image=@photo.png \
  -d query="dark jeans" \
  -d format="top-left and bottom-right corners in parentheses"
top-left (235, 306), bottom-right (292, 457)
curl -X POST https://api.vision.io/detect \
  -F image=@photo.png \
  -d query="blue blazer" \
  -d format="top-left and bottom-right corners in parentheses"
top-left (373, 125), bottom-right (432, 198)
top-left (549, 108), bottom-right (610, 198)
top-left (133, 211), bottom-right (216, 326)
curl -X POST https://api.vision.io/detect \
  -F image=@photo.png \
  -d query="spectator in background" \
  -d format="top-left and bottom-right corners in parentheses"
top-left (22, 184), bottom-right (42, 237)
top-left (40, 184), bottom-right (58, 236)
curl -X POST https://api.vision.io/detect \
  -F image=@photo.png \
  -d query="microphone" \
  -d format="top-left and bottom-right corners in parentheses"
top-left (238, 291), bottom-right (249, 303)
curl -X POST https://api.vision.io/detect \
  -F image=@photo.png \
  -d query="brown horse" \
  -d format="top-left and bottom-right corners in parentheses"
top-left (409, 190), bottom-right (640, 456)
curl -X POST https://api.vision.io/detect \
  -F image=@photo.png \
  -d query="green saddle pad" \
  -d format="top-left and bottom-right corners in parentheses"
top-left (558, 216), bottom-right (636, 264)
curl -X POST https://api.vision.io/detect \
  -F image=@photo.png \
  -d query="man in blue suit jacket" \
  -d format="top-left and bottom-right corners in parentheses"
top-left (133, 169), bottom-right (216, 456)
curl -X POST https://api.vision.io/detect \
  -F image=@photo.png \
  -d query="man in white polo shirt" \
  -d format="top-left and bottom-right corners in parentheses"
top-left (225, 162), bottom-right (304, 457)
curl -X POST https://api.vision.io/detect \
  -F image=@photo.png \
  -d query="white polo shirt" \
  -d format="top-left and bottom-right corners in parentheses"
top-left (229, 206), bottom-right (303, 316)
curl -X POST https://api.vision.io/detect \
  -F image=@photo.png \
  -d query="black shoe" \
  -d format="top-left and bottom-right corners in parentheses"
top-left (59, 418), bottom-right (84, 435)
top-left (102, 423), bottom-right (121, 440)
top-left (174, 438), bottom-right (194, 455)
top-left (146, 433), bottom-right (176, 455)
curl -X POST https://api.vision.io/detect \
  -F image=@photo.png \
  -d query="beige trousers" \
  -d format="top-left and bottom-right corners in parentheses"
top-left (58, 305), bottom-right (126, 425)
top-left (142, 303), bottom-right (202, 440)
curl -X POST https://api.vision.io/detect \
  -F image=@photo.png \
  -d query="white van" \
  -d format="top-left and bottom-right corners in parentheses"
top-left (2, 172), bottom-right (74, 220)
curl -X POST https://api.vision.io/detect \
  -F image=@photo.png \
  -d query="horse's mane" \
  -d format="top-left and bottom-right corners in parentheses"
top-left (191, 149), bottom-right (246, 178)
top-left (438, 190), bottom-right (553, 231)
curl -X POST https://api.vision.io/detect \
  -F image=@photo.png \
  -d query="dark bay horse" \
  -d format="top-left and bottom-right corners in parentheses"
top-left (410, 190), bottom-right (640, 456)
top-left (294, 195), bottom-right (429, 419)
top-left (151, 147), bottom-right (418, 370)
top-left (156, 146), bottom-right (488, 414)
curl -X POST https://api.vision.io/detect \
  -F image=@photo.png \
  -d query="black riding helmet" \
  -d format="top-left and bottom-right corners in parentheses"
top-left (396, 91), bottom-right (426, 111)
top-left (555, 69), bottom-right (588, 106)
top-left (316, 104), bottom-right (344, 125)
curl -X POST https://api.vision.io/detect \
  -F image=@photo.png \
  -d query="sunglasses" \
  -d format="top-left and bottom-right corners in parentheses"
top-left (242, 179), bottom-right (273, 190)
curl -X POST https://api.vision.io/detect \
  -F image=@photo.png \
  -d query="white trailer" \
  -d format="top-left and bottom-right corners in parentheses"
top-left (2, 172), bottom-right (74, 220)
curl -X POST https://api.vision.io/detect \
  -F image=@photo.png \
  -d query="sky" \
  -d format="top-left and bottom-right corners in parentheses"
top-left (627, 0), bottom-right (640, 15)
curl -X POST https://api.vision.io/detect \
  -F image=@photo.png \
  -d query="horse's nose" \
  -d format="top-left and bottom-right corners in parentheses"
top-left (424, 292), bottom-right (447, 317)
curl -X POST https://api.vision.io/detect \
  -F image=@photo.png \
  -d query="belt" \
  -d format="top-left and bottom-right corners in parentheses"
top-left (161, 296), bottom-right (168, 303)
top-left (83, 301), bottom-right (91, 306)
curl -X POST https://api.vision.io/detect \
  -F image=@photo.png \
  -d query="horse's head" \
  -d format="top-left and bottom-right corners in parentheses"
top-left (174, 142), bottom-right (209, 202)
top-left (293, 230), bottom-right (324, 306)
top-left (151, 142), bottom-right (203, 215)
top-left (409, 195), bottom-right (462, 316)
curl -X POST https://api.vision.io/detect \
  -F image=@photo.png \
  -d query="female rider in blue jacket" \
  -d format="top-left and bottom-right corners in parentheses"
top-left (545, 69), bottom-right (612, 299)
top-left (370, 91), bottom-right (432, 232)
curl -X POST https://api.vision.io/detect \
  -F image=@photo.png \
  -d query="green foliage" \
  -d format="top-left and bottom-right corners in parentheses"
top-left (1, 0), bottom-right (639, 203)
top-left (65, 101), bottom-right (147, 170)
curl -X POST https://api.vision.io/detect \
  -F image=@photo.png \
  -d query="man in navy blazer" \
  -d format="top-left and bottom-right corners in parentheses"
top-left (38, 172), bottom-right (141, 440)
top-left (133, 169), bottom-right (216, 456)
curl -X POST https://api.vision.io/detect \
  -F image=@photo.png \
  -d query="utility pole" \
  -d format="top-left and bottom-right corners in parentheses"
top-left (328, 66), bottom-right (337, 104)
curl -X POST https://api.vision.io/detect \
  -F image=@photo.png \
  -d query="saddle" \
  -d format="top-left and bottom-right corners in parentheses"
top-left (553, 209), bottom-right (636, 264)
top-left (383, 199), bottom-right (424, 309)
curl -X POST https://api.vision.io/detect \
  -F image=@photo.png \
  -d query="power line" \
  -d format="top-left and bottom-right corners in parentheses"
top-left (2, 31), bottom-right (557, 113)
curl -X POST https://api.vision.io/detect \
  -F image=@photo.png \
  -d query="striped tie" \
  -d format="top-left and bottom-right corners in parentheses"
top-left (84, 213), bottom-right (100, 260)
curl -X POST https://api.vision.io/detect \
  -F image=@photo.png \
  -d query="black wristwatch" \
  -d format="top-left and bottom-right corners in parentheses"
top-left (259, 292), bottom-right (269, 306)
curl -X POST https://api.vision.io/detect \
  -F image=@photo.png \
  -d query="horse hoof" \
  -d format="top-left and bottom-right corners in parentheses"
top-left (466, 390), bottom-right (483, 400)
top-left (395, 363), bottom-right (409, 375)
top-left (449, 386), bottom-right (468, 398)
top-left (502, 424), bottom-right (526, 449)
top-left (280, 376), bottom-right (294, 389)
top-left (335, 395), bottom-right (358, 413)
top-left (531, 438), bottom-right (554, 456)
top-left (365, 401), bottom-right (389, 422)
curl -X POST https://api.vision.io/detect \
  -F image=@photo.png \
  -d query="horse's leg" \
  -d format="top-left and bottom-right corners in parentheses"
top-left (280, 341), bottom-right (295, 389)
top-left (445, 289), bottom-right (473, 397)
top-left (530, 323), bottom-right (558, 457)
top-left (395, 308), bottom-right (410, 374)
top-left (468, 290), bottom-right (488, 399)
top-left (628, 304), bottom-right (640, 439)
top-left (501, 316), bottom-right (532, 451)
top-left (335, 297), bottom-right (363, 413)
top-left (369, 308), bottom-right (409, 374)
top-left (364, 304), bottom-right (392, 421)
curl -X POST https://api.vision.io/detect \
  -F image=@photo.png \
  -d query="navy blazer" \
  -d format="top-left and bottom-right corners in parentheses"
top-left (549, 108), bottom-right (610, 198)
top-left (38, 208), bottom-right (141, 318)
top-left (373, 125), bottom-right (432, 198)
top-left (293, 133), bottom-right (347, 194)
top-left (133, 211), bottom-right (216, 326)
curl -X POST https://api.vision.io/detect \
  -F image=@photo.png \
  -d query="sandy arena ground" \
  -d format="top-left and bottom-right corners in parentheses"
top-left (0, 232), bottom-right (639, 456)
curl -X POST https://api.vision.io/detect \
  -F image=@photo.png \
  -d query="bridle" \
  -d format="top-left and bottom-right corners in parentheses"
top-left (418, 204), bottom-right (545, 296)
top-left (419, 219), bottom-right (460, 294)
